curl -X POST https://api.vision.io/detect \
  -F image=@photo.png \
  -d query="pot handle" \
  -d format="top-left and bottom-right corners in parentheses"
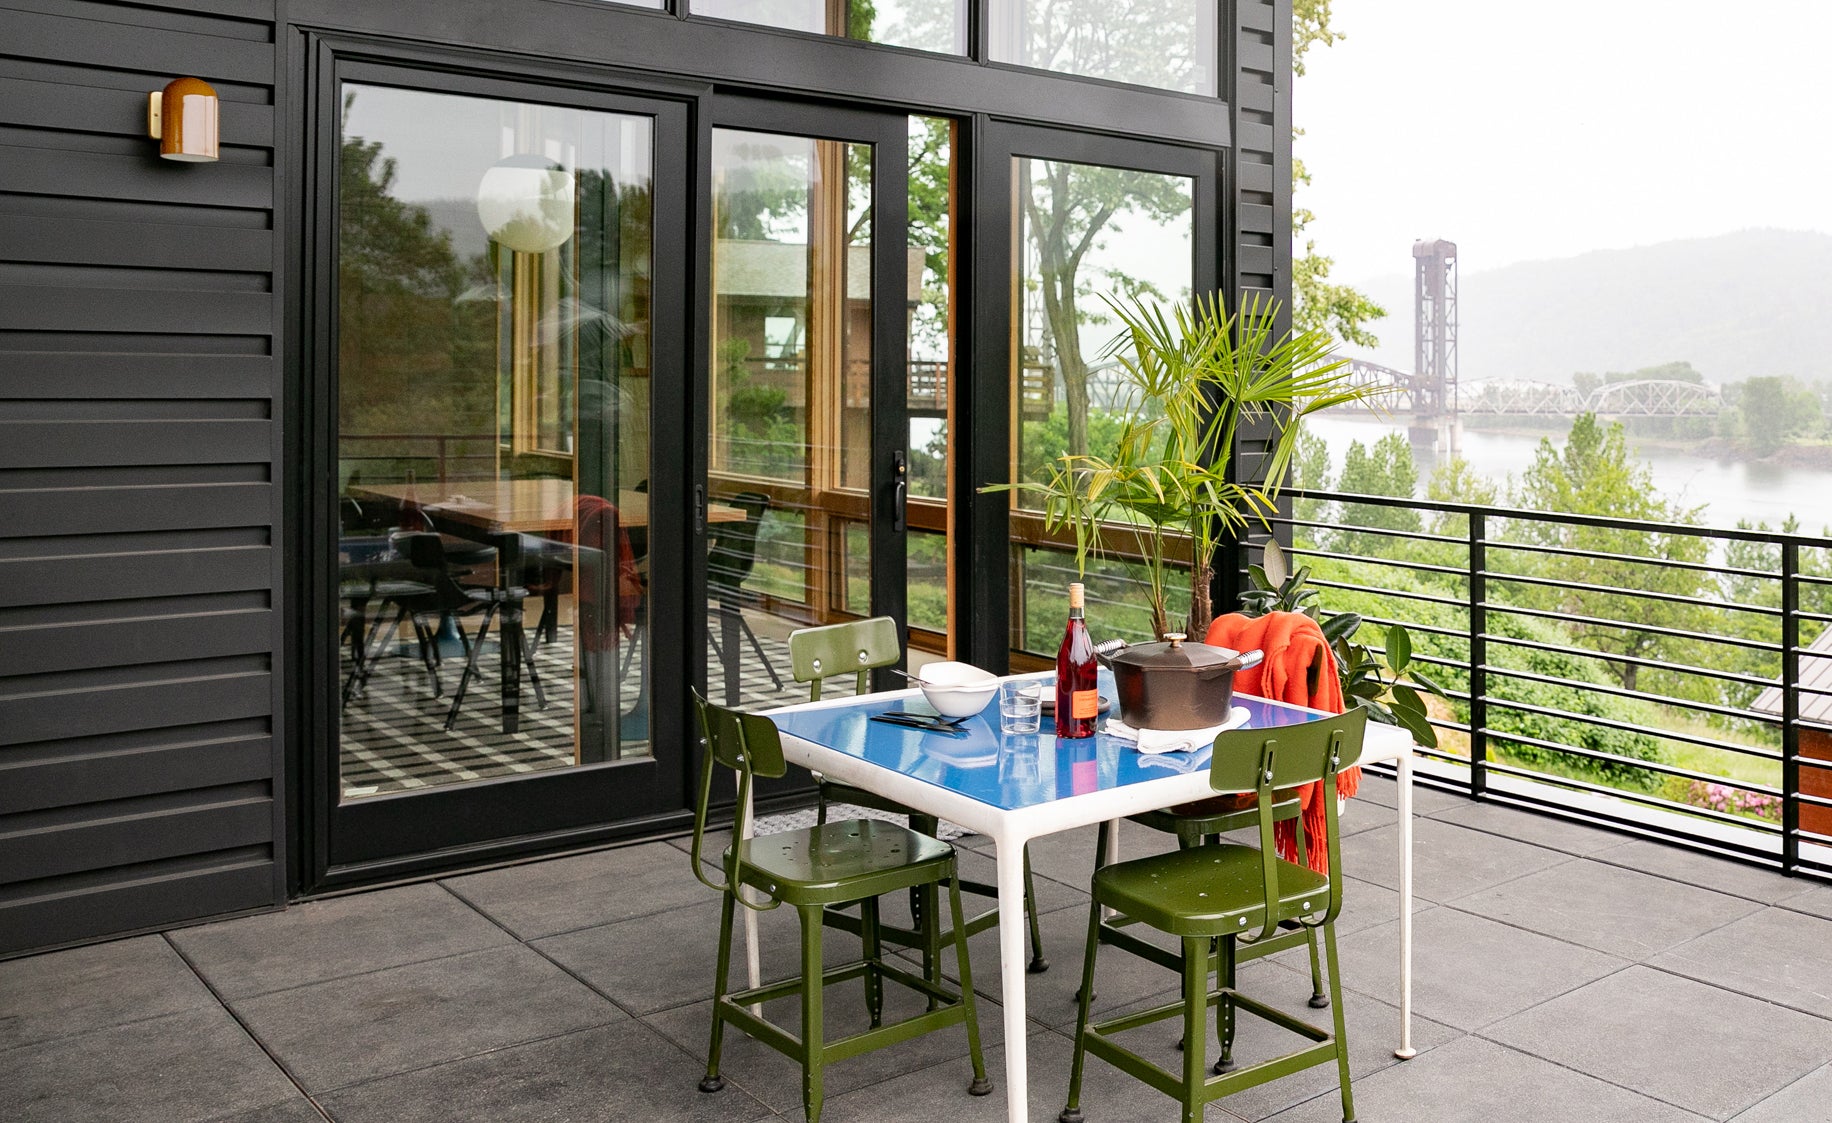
top-left (1093, 638), bottom-right (1128, 669)
top-left (1235, 649), bottom-right (1264, 671)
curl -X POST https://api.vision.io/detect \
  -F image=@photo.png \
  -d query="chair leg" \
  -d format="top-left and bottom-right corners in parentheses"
top-left (1324, 920), bottom-right (1357, 1122)
top-left (408, 613), bottom-right (443, 697)
top-left (918, 882), bottom-right (942, 1011)
top-left (1024, 847), bottom-right (1048, 973)
top-left (737, 613), bottom-right (785, 691)
top-left (798, 904), bottom-right (826, 1123)
top-left (506, 606), bottom-right (547, 711)
top-left (861, 895), bottom-right (883, 1029)
top-left (444, 604), bottom-right (497, 731)
top-left (1060, 894), bottom-right (1103, 1123)
top-left (700, 891), bottom-right (736, 1094)
top-left (1214, 933), bottom-right (1237, 1075)
top-left (1295, 817), bottom-right (1329, 1009)
top-left (946, 866), bottom-right (994, 1097)
top-left (1181, 935), bottom-right (1210, 1123)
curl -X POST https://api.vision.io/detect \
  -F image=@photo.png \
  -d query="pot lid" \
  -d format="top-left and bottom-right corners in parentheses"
top-left (1106, 633), bottom-right (1243, 673)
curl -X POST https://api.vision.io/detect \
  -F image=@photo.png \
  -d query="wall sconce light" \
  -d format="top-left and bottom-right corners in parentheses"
top-left (147, 77), bottom-right (219, 162)
top-left (476, 154), bottom-right (576, 254)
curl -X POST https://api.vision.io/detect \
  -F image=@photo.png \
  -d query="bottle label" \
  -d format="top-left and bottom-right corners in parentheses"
top-left (1071, 690), bottom-right (1099, 719)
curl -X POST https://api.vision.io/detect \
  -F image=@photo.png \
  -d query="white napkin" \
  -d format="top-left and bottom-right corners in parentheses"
top-left (1106, 706), bottom-right (1250, 754)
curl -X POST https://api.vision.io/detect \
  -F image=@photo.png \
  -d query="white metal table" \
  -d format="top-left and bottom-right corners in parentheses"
top-left (755, 672), bottom-right (1418, 1123)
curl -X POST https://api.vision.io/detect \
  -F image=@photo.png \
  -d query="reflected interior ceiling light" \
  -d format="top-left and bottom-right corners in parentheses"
top-left (476, 154), bottom-right (576, 254)
top-left (146, 77), bottom-right (219, 162)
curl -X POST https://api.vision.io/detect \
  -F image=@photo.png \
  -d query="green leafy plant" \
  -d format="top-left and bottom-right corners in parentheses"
top-left (986, 292), bottom-right (1376, 642)
top-left (1241, 539), bottom-right (1447, 747)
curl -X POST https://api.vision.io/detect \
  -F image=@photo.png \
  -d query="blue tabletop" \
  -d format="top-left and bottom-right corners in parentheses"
top-left (768, 670), bottom-right (1329, 812)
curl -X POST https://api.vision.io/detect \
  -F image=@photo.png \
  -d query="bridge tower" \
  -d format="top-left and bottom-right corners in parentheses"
top-left (1412, 238), bottom-right (1458, 424)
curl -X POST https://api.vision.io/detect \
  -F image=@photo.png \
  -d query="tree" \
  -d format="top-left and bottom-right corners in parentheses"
top-left (1290, 0), bottom-right (1386, 349)
top-left (1508, 414), bottom-right (1709, 694)
top-left (1021, 158), bottom-right (1191, 458)
top-left (1336, 432), bottom-right (1421, 554)
top-left (1733, 375), bottom-right (1822, 456)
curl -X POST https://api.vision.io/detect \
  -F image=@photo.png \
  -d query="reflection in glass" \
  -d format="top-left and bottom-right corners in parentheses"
top-left (335, 85), bottom-right (653, 798)
top-left (693, 0), bottom-right (966, 55)
top-left (708, 129), bottom-right (876, 707)
top-left (906, 116), bottom-right (955, 651)
top-left (1009, 156), bottom-right (1192, 656)
top-left (988, 0), bottom-right (1216, 95)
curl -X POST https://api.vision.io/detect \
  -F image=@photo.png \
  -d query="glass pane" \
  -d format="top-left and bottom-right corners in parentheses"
top-left (709, 128), bottom-right (873, 707)
top-left (335, 84), bottom-right (654, 798)
top-left (988, 0), bottom-right (1216, 95)
top-left (693, 0), bottom-right (966, 55)
top-left (907, 115), bottom-right (955, 651)
top-left (1009, 155), bottom-right (1193, 655)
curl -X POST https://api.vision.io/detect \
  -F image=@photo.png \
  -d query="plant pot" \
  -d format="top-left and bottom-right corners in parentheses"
top-left (1099, 634), bottom-right (1263, 731)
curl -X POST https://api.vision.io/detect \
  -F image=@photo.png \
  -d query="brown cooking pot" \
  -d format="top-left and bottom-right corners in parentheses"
top-left (1098, 634), bottom-right (1264, 731)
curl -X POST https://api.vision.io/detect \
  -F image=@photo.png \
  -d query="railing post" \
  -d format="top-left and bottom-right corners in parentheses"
top-left (1782, 540), bottom-right (1800, 874)
top-left (1469, 510), bottom-right (1487, 799)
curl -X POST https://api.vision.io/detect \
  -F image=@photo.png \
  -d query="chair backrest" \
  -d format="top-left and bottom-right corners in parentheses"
top-left (688, 687), bottom-right (788, 896)
top-left (707, 491), bottom-right (771, 596)
top-left (787, 616), bottom-right (901, 700)
top-left (1206, 708), bottom-right (1367, 938)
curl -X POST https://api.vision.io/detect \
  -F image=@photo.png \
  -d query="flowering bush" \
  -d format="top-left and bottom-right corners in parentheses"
top-left (1686, 781), bottom-right (1782, 822)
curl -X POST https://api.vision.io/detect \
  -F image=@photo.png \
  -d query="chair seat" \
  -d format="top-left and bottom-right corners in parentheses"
top-left (733, 819), bottom-right (954, 907)
top-left (1093, 843), bottom-right (1329, 938)
top-left (1130, 789), bottom-right (1304, 837)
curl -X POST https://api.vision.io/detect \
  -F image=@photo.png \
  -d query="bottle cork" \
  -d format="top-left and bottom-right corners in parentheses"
top-left (1068, 582), bottom-right (1085, 609)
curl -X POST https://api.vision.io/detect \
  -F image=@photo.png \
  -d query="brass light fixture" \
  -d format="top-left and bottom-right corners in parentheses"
top-left (146, 77), bottom-right (219, 162)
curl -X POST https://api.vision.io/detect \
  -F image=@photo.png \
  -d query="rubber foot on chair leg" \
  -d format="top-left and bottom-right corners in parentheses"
top-left (698, 1076), bottom-right (724, 1093)
top-left (1028, 955), bottom-right (1050, 974)
top-left (968, 1077), bottom-right (995, 1097)
top-left (1212, 1057), bottom-right (1235, 1075)
top-left (1058, 1108), bottom-right (1084, 1123)
top-left (1308, 993), bottom-right (1330, 1009)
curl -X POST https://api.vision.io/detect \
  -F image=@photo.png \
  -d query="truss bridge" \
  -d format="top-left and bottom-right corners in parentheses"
top-left (1334, 361), bottom-right (1722, 419)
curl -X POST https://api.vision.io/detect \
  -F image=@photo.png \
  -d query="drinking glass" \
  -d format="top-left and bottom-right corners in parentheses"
top-left (999, 680), bottom-right (1043, 734)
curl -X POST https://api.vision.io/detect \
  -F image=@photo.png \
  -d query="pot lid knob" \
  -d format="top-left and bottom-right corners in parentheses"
top-left (1163, 632), bottom-right (1186, 648)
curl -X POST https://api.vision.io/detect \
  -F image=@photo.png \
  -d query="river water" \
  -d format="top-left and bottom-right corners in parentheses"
top-left (1306, 415), bottom-right (1832, 536)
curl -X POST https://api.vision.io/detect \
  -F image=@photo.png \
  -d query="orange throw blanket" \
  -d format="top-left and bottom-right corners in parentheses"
top-left (1204, 611), bottom-right (1360, 873)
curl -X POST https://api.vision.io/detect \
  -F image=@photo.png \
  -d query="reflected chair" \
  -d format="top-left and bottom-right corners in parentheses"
top-left (707, 491), bottom-right (784, 697)
top-left (1062, 710), bottom-right (1367, 1123)
top-left (386, 531), bottom-right (548, 729)
top-left (689, 689), bottom-right (992, 1122)
top-left (573, 494), bottom-right (643, 759)
top-left (789, 616), bottom-right (1049, 975)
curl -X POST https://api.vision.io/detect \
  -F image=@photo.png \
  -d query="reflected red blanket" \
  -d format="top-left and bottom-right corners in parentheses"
top-left (1204, 611), bottom-right (1360, 873)
top-left (575, 494), bottom-right (641, 652)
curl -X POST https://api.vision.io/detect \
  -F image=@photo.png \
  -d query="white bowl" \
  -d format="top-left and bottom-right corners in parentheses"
top-left (916, 661), bottom-right (999, 718)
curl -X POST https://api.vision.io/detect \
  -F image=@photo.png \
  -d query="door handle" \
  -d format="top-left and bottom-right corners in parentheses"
top-left (693, 484), bottom-right (706, 534)
top-left (890, 450), bottom-right (907, 533)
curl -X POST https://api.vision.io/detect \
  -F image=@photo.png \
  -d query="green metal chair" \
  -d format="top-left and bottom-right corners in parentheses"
top-left (1092, 786), bottom-right (1332, 1011)
top-left (787, 617), bottom-right (1048, 974)
top-left (1062, 709), bottom-right (1367, 1123)
top-left (689, 688), bottom-right (992, 1122)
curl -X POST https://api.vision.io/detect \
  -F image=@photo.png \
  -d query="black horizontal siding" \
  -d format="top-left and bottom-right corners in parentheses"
top-left (0, 0), bottom-right (283, 956)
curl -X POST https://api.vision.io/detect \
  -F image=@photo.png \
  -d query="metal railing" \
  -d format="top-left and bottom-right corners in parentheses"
top-left (1272, 488), bottom-right (1832, 879)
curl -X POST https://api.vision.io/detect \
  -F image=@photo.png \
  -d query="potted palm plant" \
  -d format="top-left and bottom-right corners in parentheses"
top-left (994, 291), bottom-right (1376, 644)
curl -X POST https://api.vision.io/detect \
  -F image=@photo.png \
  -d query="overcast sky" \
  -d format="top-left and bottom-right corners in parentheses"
top-left (1296, 1), bottom-right (1832, 287)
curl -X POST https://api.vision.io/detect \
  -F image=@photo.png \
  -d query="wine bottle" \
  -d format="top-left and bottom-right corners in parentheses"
top-left (1056, 582), bottom-right (1099, 738)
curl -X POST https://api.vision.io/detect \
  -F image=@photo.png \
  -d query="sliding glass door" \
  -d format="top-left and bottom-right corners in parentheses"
top-left (311, 60), bottom-right (690, 883)
top-left (701, 98), bottom-right (939, 708)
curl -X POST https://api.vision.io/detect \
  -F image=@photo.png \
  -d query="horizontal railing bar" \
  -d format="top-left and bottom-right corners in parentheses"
top-left (1478, 568), bottom-right (1777, 617)
top-left (1479, 761), bottom-right (1784, 835)
top-left (1478, 632), bottom-right (1781, 691)
top-left (1287, 546), bottom-right (1469, 579)
top-left (1480, 725), bottom-right (1779, 790)
top-left (1290, 488), bottom-right (1808, 545)
top-left (1482, 696), bottom-right (1783, 761)
top-left (1477, 600), bottom-right (1777, 655)
top-left (1307, 577), bottom-right (1468, 611)
top-left (1481, 663), bottom-right (1764, 724)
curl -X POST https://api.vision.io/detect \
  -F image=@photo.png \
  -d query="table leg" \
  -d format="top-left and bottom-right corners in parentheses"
top-left (1394, 752), bottom-right (1417, 1060)
top-left (1099, 818), bottom-right (1120, 921)
top-left (721, 602), bottom-right (742, 706)
top-left (995, 834), bottom-right (1029, 1123)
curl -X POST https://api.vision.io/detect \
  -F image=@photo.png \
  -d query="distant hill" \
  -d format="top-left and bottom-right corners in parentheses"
top-left (1345, 229), bottom-right (1832, 385)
